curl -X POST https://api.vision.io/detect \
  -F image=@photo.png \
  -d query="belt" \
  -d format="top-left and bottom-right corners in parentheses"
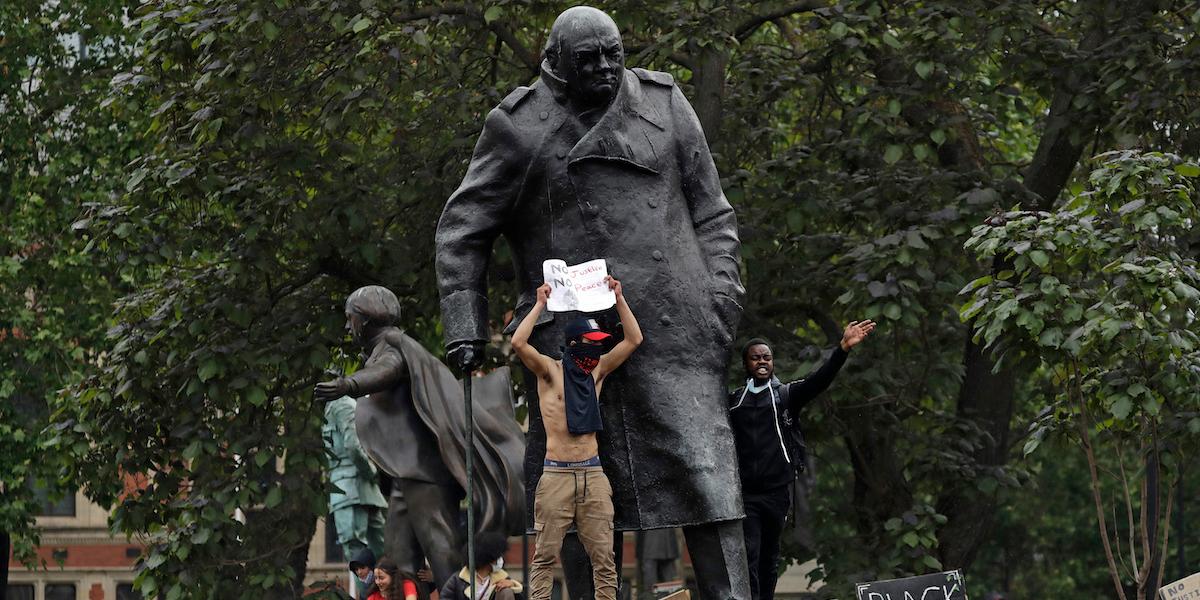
top-left (543, 456), bottom-right (601, 468)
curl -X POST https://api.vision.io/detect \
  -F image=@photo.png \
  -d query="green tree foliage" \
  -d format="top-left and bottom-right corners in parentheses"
top-left (735, 1), bottom-right (1199, 594)
top-left (0, 0), bottom-right (1194, 597)
top-left (0, 0), bottom-right (140, 565)
top-left (963, 151), bottom-right (1200, 599)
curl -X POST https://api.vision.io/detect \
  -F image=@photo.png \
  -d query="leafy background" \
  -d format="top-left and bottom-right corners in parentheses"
top-left (2, 0), bottom-right (1198, 598)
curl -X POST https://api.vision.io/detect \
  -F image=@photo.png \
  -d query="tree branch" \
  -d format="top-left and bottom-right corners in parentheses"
top-left (1076, 363), bottom-right (1129, 600)
top-left (487, 22), bottom-right (539, 73)
top-left (388, 3), bottom-right (538, 73)
top-left (734, 1), bottom-right (829, 41)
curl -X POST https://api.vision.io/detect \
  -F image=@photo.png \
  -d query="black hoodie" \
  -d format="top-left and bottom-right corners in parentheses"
top-left (348, 548), bottom-right (377, 593)
top-left (727, 346), bottom-right (848, 494)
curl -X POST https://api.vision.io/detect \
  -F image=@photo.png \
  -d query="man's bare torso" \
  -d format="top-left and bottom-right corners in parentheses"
top-left (538, 360), bottom-right (605, 462)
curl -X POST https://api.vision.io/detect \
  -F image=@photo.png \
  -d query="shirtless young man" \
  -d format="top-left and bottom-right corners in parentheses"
top-left (510, 276), bottom-right (643, 600)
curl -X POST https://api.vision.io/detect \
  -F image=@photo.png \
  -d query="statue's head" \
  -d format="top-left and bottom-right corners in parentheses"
top-left (344, 285), bottom-right (401, 345)
top-left (544, 6), bottom-right (624, 109)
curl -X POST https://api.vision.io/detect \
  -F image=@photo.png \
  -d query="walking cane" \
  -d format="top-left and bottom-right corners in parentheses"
top-left (464, 373), bottom-right (476, 600)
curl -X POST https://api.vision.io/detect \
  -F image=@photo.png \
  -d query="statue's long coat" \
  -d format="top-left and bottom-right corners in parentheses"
top-left (354, 329), bottom-right (526, 536)
top-left (436, 63), bottom-right (745, 530)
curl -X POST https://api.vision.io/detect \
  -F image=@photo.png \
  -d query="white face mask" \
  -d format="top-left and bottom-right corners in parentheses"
top-left (493, 557), bottom-right (504, 570)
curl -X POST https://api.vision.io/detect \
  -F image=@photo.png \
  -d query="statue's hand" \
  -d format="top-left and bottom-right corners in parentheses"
top-left (314, 378), bottom-right (349, 401)
top-left (447, 342), bottom-right (485, 375)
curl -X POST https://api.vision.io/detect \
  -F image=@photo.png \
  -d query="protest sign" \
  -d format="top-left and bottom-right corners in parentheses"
top-left (856, 570), bottom-right (968, 600)
top-left (542, 258), bottom-right (615, 313)
top-left (1160, 572), bottom-right (1200, 600)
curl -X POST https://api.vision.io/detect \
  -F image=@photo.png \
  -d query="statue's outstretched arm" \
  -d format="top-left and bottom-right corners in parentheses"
top-left (342, 348), bottom-right (405, 397)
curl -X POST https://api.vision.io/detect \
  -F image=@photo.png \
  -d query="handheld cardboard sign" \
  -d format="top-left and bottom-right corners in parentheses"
top-left (542, 259), bottom-right (615, 313)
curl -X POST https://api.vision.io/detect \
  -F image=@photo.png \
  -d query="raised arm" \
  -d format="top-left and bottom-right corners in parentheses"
top-left (595, 276), bottom-right (643, 381)
top-left (510, 283), bottom-right (556, 379)
top-left (785, 320), bottom-right (875, 414)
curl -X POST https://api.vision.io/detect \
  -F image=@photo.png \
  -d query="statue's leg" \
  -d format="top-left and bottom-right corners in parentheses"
top-left (366, 505), bottom-right (387, 561)
top-left (660, 557), bottom-right (678, 584)
top-left (574, 470), bottom-right (617, 600)
top-left (682, 521), bottom-right (750, 600)
top-left (402, 478), bottom-right (465, 586)
top-left (334, 506), bottom-right (366, 561)
top-left (386, 486), bottom-right (425, 574)
top-left (637, 550), bottom-right (654, 600)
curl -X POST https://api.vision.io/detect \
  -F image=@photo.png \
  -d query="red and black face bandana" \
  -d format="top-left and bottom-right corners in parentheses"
top-left (571, 348), bottom-right (601, 374)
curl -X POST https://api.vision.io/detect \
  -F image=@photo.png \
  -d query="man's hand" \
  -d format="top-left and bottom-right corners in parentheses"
top-left (495, 579), bottom-right (517, 590)
top-left (417, 567), bottom-right (434, 583)
top-left (448, 341), bottom-right (485, 374)
top-left (605, 275), bottom-right (623, 298)
top-left (535, 283), bottom-right (552, 306)
top-left (840, 320), bottom-right (876, 351)
top-left (314, 378), bottom-right (349, 402)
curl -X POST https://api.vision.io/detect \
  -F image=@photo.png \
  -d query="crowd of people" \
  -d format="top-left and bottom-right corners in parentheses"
top-left (343, 533), bottom-right (521, 600)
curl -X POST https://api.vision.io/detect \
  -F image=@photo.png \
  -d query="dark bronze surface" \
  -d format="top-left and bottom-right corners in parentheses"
top-left (435, 7), bottom-right (749, 598)
top-left (316, 286), bottom-right (526, 584)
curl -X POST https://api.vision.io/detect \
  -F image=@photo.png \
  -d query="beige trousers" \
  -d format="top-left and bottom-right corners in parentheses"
top-left (528, 466), bottom-right (617, 600)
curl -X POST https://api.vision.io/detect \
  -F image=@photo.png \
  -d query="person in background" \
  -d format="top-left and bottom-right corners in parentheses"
top-left (440, 532), bottom-right (523, 600)
top-left (367, 557), bottom-right (425, 600)
top-left (637, 528), bottom-right (680, 599)
top-left (729, 320), bottom-right (876, 600)
top-left (348, 548), bottom-right (377, 599)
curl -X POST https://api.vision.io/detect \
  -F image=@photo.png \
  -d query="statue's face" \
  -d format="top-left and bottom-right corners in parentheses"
top-left (744, 343), bottom-right (774, 381)
top-left (555, 22), bottom-right (624, 107)
top-left (345, 311), bottom-right (366, 344)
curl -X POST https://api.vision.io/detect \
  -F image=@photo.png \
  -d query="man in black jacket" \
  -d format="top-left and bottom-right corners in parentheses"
top-left (728, 320), bottom-right (875, 600)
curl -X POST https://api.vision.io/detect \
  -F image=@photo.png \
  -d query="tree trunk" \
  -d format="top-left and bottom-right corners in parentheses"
top-left (935, 338), bottom-right (1016, 568)
top-left (841, 416), bottom-right (913, 538)
top-left (690, 46), bottom-right (729, 144)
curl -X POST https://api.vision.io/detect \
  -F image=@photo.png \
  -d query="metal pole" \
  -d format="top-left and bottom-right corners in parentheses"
top-left (522, 531), bottom-right (530, 589)
top-left (465, 374), bottom-right (476, 600)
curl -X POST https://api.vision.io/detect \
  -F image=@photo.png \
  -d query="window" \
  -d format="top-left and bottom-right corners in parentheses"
top-left (117, 583), bottom-right (144, 599)
top-left (45, 583), bottom-right (77, 600)
top-left (5, 584), bottom-right (35, 600)
top-left (30, 482), bottom-right (76, 517)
